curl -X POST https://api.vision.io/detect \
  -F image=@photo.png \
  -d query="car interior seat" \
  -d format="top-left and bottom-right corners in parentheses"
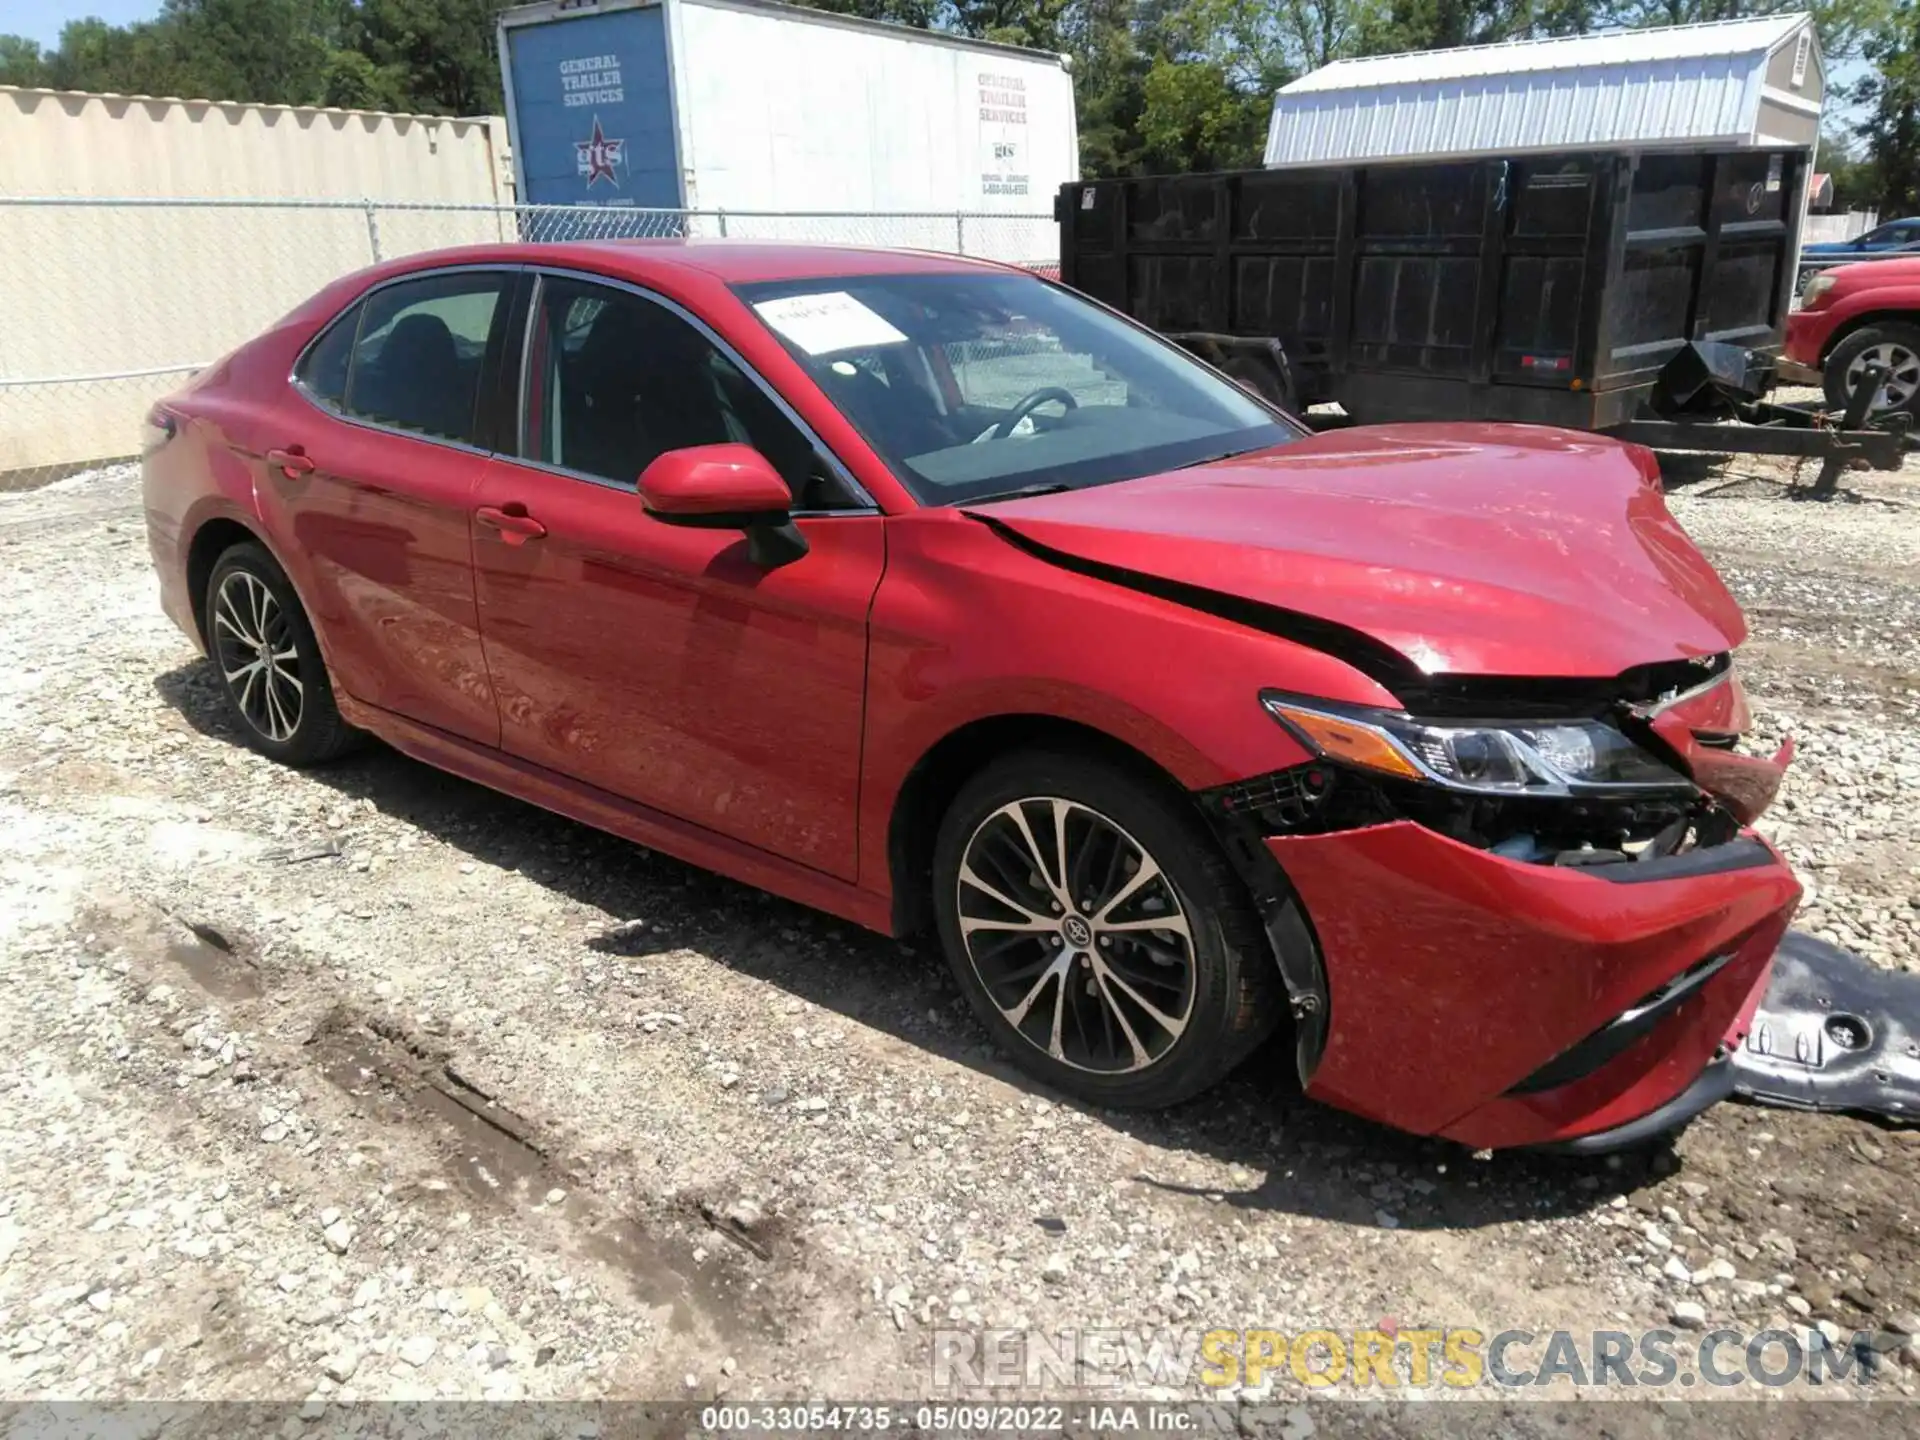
top-left (363, 313), bottom-right (467, 439)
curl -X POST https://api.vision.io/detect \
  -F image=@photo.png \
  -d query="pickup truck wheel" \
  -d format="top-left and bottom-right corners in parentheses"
top-left (931, 750), bottom-right (1281, 1109)
top-left (1823, 323), bottom-right (1920, 419)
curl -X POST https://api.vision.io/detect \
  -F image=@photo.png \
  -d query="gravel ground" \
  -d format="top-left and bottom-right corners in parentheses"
top-left (1, 455), bottom-right (1918, 1413)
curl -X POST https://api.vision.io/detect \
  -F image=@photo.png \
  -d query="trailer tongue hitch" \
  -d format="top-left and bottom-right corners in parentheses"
top-left (1648, 340), bottom-right (1772, 418)
top-left (1729, 931), bottom-right (1920, 1123)
top-left (1604, 341), bottom-right (1912, 477)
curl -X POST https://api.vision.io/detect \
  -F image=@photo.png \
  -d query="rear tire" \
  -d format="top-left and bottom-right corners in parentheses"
top-left (1822, 322), bottom-right (1920, 420)
top-left (931, 749), bottom-right (1280, 1108)
top-left (203, 542), bottom-right (358, 767)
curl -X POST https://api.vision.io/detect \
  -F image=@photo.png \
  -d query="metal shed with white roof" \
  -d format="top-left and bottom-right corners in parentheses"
top-left (1265, 14), bottom-right (1824, 169)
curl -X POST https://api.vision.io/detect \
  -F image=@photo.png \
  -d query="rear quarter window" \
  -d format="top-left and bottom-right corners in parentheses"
top-left (296, 305), bottom-right (360, 408)
top-left (342, 274), bottom-right (508, 445)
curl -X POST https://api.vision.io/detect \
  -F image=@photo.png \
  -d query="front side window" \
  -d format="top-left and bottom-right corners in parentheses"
top-left (521, 277), bottom-right (847, 508)
top-left (338, 272), bottom-right (508, 445)
top-left (734, 272), bottom-right (1297, 505)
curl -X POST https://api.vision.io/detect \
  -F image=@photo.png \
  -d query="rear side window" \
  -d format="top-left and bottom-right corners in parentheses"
top-left (339, 273), bottom-right (509, 445)
top-left (296, 307), bottom-right (359, 407)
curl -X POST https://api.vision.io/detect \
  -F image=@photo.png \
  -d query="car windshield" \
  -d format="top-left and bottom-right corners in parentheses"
top-left (732, 271), bottom-right (1297, 505)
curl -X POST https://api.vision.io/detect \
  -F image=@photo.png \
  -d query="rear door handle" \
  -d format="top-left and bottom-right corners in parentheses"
top-left (266, 446), bottom-right (315, 477)
top-left (475, 504), bottom-right (548, 545)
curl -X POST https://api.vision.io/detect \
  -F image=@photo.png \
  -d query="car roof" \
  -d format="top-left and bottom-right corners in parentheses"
top-left (374, 238), bottom-right (1017, 286)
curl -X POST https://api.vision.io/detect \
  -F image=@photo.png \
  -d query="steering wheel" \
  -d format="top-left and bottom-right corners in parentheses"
top-left (992, 386), bottom-right (1078, 439)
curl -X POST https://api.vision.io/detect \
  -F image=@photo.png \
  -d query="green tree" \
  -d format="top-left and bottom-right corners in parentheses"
top-left (10, 0), bottom-right (1911, 187)
top-left (1597, 0), bottom-right (1889, 60)
top-left (953, 0), bottom-right (1074, 48)
top-left (1133, 0), bottom-right (1295, 170)
top-left (159, 0), bottom-right (338, 103)
top-left (802, 0), bottom-right (942, 24)
top-left (43, 15), bottom-right (190, 96)
top-left (0, 34), bottom-right (48, 86)
top-left (1139, 53), bottom-right (1269, 168)
top-left (344, 0), bottom-right (512, 114)
top-left (1063, 0), bottom-right (1151, 174)
top-left (1852, 2), bottom-right (1920, 213)
top-left (1277, 0), bottom-right (1376, 68)
top-left (1815, 122), bottom-right (1872, 209)
top-left (320, 44), bottom-right (409, 109)
top-left (1357, 0), bottom-right (1529, 53)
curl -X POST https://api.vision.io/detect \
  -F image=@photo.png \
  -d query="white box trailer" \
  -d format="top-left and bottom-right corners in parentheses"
top-left (496, 0), bottom-right (1077, 224)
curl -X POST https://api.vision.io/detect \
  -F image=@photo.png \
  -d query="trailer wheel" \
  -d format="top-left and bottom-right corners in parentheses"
top-left (1823, 323), bottom-right (1920, 420)
top-left (1223, 356), bottom-right (1297, 413)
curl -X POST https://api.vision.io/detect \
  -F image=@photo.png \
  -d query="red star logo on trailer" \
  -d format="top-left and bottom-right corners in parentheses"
top-left (574, 116), bottom-right (624, 188)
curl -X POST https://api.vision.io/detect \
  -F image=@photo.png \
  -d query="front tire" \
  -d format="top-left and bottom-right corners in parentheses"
top-left (931, 750), bottom-right (1280, 1108)
top-left (203, 542), bottom-right (357, 766)
top-left (1823, 322), bottom-right (1920, 420)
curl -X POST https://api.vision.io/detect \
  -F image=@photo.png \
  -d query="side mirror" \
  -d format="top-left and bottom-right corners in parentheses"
top-left (638, 443), bottom-right (809, 567)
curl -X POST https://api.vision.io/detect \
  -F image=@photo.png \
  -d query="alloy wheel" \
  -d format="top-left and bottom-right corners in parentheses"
top-left (211, 569), bottom-right (304, 743)
top-left (955, 797), bottom-right (1197, 1074)
top-left (1846, 341), bottom-right (1920, 413)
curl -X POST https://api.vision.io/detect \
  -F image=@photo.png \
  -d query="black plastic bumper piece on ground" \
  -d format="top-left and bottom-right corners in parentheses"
top-left (1728, 930), bottom-right (1920, 1123)
top-left (1528, 1056), bottom-right (1737, 1156)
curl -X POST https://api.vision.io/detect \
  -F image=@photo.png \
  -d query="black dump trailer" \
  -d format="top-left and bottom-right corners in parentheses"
top-left (1057, 148), bottom-right (1908, 486)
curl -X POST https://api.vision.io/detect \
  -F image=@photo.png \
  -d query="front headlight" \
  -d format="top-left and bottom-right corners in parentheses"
top-left (1262, 693), bottom-right (1691, 795)
top-left (1799, 272), bottom-right (1836, 308)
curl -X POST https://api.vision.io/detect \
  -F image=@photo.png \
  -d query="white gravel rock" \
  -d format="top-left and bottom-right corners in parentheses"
top-left (1, 451), bottom-right (1917, 1408)
top-left (322, 1350), bottom-right (360, 1384)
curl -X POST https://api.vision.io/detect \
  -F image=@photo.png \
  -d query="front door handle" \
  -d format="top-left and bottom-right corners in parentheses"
top-left (265, 446), bottom-right (315, 477)
top-left (475, 504), bottom-right (548, 545)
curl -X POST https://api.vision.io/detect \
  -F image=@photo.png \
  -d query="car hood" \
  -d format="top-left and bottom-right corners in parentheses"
top-left (1824, 255), bottom-right (1920, 284)
top-left (967, 423), bottom-right (1746, 683)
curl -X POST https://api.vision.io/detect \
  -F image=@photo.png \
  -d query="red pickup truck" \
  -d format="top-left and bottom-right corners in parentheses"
top-left (1786, 256), bottom-right (1920, 420)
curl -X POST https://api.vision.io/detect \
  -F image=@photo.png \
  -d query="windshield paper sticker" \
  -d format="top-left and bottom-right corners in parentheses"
top-left (753, 292), bottom-right (907, 356)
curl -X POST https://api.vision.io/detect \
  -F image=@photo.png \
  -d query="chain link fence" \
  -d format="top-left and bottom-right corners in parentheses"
top-left (0, 197), bottom-right (1059, 488)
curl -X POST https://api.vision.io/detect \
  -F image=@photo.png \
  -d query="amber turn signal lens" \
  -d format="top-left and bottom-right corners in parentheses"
top-left (1267, 703), bottom-right (1423, 780)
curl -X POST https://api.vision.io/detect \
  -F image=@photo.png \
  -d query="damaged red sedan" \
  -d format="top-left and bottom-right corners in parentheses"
top-left (142, 242), bottom-right (1799, 1151)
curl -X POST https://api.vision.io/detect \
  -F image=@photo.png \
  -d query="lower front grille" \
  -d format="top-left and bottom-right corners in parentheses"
top-left (1505, 949), bottom-right (1737, 1096)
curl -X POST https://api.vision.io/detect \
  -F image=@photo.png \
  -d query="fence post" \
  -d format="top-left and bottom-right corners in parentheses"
top-left (956, 213), bottom-right (966, 255)
top-left (717, 208), bottom-right (728, 238)
top-left (363, 200), bottom-right (382, 263)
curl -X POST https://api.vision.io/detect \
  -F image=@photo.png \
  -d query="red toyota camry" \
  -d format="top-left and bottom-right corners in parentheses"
top-left (142, 241), bottom-right (1800, 1151)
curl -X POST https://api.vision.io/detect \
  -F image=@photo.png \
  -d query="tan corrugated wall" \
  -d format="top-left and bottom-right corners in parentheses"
top-left (0, 87), bottom-right (514, 476)
top-left (0, 86), bottom-right (511, 199)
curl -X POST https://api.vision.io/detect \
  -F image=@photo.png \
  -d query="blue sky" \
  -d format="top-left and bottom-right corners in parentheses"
top-left (1, 0), bottom-right (161, 46)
